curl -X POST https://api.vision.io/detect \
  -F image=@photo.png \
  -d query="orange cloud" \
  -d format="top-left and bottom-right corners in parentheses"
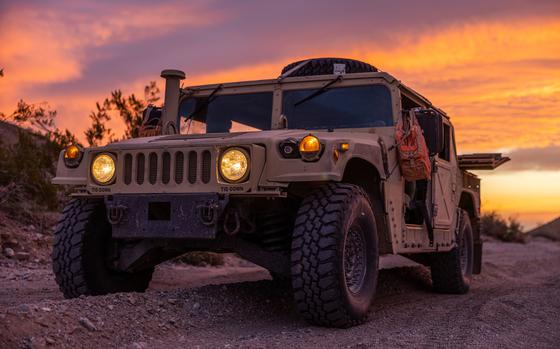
top-left (0, 2), bottom-right (220, 114)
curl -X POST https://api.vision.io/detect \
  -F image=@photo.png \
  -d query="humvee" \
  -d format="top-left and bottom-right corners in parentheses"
top-left (52, 58), bottom-right (509, 327)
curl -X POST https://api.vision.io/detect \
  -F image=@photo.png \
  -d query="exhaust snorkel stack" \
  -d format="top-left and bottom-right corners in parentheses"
top-left (160, 69), bottom-right (186, 135)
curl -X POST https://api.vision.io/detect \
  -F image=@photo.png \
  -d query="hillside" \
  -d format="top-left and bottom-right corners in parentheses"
top-left (0, 121), bottom-right (61, 262)
top-left (528, 217), bottom-right (560, 241)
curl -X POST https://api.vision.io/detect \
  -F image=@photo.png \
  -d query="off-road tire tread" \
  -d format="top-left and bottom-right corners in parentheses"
top-left (291, 183), bottom-right (374, 327)
top-left (52, 199), bottom-right (152, 298)
top-left (430, 210), bottom-right (471, 294)
top-left (281, 58), bottom-right (378, 77)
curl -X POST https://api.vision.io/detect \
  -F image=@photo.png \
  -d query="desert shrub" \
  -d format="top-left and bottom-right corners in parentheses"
top-left (174, 252), bottom-right (225, 266)
top-left (0, 130), bottom-right (61, 220)
top-left (480, 211), bottom-right (525, 243)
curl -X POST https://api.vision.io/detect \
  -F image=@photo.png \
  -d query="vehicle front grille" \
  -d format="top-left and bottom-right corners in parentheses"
top-left (121, 149), bottom-right (213, 187)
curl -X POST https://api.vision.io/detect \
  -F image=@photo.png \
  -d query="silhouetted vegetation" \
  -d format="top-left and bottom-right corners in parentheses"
top-left (0, 79), bottom-right (160, 221)
top-left (0, 129), bottom-right (62, 221)
top-left (0, 97), bottom-right (75, 220)
top-left (480, 211), bottom-right (525, 243)
top-left (85, 81), bottom-right (160, 145)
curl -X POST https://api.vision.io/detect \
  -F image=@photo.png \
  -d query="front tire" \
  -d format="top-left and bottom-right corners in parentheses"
top-left (430, 210), bottom-right (473, 294)
top-left (52, 199), bottom-right (154, 298)
top-left (291, 183), bottom-right (379, 328)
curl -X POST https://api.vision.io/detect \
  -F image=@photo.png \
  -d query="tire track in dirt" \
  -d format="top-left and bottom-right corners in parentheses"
top-left (1, 240), bottom-right (559, 348)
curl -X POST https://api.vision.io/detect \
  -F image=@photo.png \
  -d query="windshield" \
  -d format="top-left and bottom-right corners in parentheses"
top-left (178, 92), bottom-right (273, 134)
top-left (282, 85), bottom-right (393, 129)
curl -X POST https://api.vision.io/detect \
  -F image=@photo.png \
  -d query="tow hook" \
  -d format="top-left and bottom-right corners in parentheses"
top-left (107, 205), bottom-right (127, 225)
top-left (196, 201), bottom-right (219, 226)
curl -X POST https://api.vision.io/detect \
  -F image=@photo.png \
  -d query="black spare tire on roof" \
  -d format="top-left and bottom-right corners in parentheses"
top-left (280, 58), bottom-right (378, 77)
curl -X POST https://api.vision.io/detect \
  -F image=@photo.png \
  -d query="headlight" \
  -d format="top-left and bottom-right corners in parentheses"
top-left (91, 153), bottom-right (116, 185)
top-left (63, 145), bottom-right (83, 168)
top-left (219, 148), bottom-right (249, 183)
top-left (299, 135), bottom-right (323, 161)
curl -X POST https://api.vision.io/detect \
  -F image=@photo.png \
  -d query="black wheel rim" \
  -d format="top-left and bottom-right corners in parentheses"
top-left (459, 232), bottom-right (469, 275)
top-left (343, 225), bottom-right (367, 294)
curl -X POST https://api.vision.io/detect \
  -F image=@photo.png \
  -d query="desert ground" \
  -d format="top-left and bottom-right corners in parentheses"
top-left (1, 236), bottom-right (559, 349)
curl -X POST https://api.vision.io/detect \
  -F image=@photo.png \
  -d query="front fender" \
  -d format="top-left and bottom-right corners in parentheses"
top-left (262, 138), bottom-right (386, 184)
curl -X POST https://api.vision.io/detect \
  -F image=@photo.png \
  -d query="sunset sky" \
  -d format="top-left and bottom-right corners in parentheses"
top-left (1, 0), bottom-right (559, 229)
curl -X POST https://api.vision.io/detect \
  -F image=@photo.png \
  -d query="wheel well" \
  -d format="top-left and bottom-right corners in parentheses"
top-left (342, 158), bottom-right (391, 253)
top-left (459, 191), bottom-right (480, 240)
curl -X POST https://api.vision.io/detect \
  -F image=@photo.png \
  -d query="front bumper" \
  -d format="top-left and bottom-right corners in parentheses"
top-left (106, 194), bottom-right (228, 239)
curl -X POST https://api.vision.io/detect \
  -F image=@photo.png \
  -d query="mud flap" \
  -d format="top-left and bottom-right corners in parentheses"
top-left (473, 240), bottom-right (483, 274)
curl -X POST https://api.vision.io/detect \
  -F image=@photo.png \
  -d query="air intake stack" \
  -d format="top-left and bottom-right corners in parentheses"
top-left (160, 69), bottom-right (186, 134)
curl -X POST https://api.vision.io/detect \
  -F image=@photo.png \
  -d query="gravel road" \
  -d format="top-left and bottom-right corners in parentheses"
top-left (1, 239), bottom-right (559, 349)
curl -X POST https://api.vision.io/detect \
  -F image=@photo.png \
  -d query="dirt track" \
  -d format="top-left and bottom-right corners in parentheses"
top-left (1, 239), bottom-right (559, 349)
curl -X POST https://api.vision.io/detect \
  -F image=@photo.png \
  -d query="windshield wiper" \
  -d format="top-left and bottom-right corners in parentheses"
top-left (294, 75), bottom-right (343, 107)
top-left (187, 84), bottom-right (223, 119)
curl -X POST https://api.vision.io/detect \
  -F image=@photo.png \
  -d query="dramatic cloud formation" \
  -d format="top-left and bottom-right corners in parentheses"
top-left (501, 146), bottom-right (560, 171)
top-left (1, 0), bottom-right (559, 228)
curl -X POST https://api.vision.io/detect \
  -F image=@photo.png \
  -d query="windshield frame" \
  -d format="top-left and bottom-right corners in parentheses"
top-left (177, 73), bottom-right (400, 134)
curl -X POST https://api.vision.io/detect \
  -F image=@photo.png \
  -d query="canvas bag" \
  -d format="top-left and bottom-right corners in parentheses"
top-left (395, 110), bottom-right (431, 181)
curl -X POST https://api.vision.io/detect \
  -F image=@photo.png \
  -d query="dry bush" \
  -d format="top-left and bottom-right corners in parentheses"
top-left (480, 211), bottom-right (525, 243)
top-left (0, 130), bottom-right (63, 223)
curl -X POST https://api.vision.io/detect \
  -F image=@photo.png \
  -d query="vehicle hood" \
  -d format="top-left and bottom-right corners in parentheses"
top-left (99, 129), bottom-right (384, 150)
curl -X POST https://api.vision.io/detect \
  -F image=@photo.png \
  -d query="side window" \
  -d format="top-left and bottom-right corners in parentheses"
top-left (438, 123), bottom-right (451, 161)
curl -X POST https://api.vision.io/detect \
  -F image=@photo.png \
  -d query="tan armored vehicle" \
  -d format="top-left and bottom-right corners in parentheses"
top-left (52, 58), bottom-right (508, 327)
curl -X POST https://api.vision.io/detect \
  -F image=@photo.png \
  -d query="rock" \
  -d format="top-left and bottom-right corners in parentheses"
top-left (45, 337), bottom-right (55, 346)
top-left (17, 304), bottom-right (31, 313)
top-left (3, 247), bottom-right (15, 258)
top-left (107, 304), bottom-right (114, 310)
top-left (79, 317), bottom-right (97, 331)
top-left (167, 298), bottom-right (178, 305)
top-left (40, 307), bottom-right (52, 312)
top-left (192, 302), bottom-right (201, 311)
top-left (131, 342), bottom-right (147, 349)
top-left (15, 252), bottom-right (30, 261)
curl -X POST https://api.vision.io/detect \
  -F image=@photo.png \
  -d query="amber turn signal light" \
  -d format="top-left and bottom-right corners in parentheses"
top-left (299, 135), bottom-right (323, 161)
top-left (338, 142), bottom-right (350, 152)
top-left (64, 145), bottom-right (80, 159)
top-left (299, 135), bottom-right (321, 153)
top-left (63, 145), bottom-right (83, 168)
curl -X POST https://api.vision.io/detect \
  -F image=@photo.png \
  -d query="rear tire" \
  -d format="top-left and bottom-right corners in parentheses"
top-left (52, 199), bottom-right (154, 298)
top-left (291, 183), bottom-right (379, 327)
top-left (430, 210), bottom-right (473, 294)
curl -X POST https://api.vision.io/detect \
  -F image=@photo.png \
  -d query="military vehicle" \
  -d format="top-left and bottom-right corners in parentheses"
top-left (52, 58), bottom-right (509, 327)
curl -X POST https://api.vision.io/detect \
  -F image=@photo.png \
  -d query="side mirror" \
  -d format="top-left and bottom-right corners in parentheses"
top-left (138, 105), bottom-right (163, 137)
top-left (414, 109), bottom-right (444, 156)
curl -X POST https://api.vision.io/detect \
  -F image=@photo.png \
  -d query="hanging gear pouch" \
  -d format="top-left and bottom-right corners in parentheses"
top-left (395, 110), bottom-right (431, 181)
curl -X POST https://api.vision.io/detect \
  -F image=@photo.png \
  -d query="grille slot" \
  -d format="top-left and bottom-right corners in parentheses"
top-left (162, 152), bottom-right (171, 184)
top-left (149, 153), bottom-right (158, 184)
top-left (175, 152), bottom-right (184, 184)
top-left (136, 153), bottom-right (145, 184)
top-left (201, 150), bottom-right (211, 184)
top-left (124, 154), bottom-right (132, 185)
top-left (125, 149), bottom-right (213, 187)
top-left (188, 151), bottom-right (197, 184)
